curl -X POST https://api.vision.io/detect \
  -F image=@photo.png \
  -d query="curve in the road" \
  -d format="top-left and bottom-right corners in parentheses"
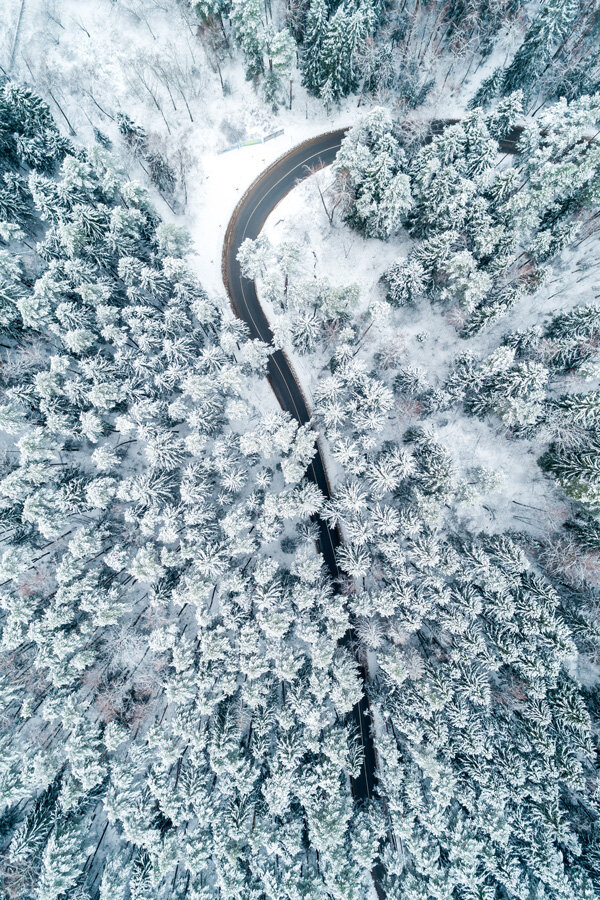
top-left (221, 120), bottom-right (524, 874)
top-left (222, 127), bottom-right (385, 813)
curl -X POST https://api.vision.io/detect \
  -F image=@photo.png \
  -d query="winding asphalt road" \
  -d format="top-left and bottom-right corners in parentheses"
top-left (221, 122), bottom-right (524, 889)
top-left (222, 128), bottom-right (348, 564)
top-left (221, 128), bottom-right (384, 807)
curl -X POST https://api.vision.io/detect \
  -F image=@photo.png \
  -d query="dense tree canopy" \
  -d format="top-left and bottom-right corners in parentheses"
top-left (3, 0), bottom-right (600, 892)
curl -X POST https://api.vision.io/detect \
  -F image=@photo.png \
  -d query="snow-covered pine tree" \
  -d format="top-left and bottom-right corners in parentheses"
top-left (334, 106), bottom-right (412, 237)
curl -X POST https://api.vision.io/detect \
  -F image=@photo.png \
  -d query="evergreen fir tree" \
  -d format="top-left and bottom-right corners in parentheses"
top-left (502, 0), bottom-right (582, 96)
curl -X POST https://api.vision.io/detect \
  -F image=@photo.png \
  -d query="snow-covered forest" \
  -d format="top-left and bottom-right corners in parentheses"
top-left (0, 0), bottom-right (600, 898)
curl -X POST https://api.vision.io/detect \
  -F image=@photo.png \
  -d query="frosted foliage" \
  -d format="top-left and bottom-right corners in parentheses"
top-left (0, 80), bottom-right (377, 899)
top-left (1, 2), bottom-right (600, 894)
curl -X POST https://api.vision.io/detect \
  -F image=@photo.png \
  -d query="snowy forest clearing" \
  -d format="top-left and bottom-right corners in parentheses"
top-left (255, 140), bottom-right (571, 539)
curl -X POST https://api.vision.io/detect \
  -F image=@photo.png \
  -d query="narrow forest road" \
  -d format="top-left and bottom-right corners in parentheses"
top-left (222, 122), bottom-right (523, 896)
top-left (223, 125), bottom-right (388, 897)
top-left (221, 129), bottom-right (386, 803)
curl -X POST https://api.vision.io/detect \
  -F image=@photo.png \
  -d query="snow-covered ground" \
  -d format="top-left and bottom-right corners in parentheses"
top-left (1, 0), bottom-right (351, 291)
top-left (188, 106), bottom-right (352, 297)
top-left (258, 164), bottom-right (587, 539)
top-left (0, 0), bottom-right (519, 299)
top-left (1, 0), bottom-right (583, 540)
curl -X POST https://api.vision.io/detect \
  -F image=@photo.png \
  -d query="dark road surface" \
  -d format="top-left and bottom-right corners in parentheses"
top-left (222, 121), bottom-right (523, 894)
top-left (222, 128), bottom-right (382, 809)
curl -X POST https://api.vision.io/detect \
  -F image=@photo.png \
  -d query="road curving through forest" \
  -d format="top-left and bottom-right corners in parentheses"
top-left (221, 128), bottom-right (385, 802)
top-left (221, 121), bottom-right (523, 894)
